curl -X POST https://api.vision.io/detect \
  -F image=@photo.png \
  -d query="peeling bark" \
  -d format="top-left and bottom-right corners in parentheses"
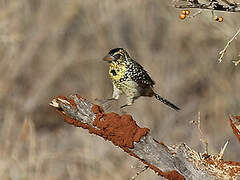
top-left (50, 94), bottom-right (240, 180)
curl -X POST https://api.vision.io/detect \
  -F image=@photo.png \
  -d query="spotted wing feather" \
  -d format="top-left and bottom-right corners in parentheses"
top-left (127, 59), bottom-right (155, 87)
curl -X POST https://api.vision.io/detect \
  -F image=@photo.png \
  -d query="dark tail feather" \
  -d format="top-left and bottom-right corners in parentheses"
top-left (154, 93), bottom-right (180, 111)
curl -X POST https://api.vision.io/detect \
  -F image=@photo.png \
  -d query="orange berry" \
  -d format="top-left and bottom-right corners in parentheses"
top-left (179, 14), bottom-right (186, 20)
top-left (181, 10), bottom-right (190, 15)
top-left (214, 16), bottom-right (223, 22)
top-left (181, 10), bottom-right (187, 15)
top-left (217, 16), bottom-right (223, 22)
top-left (185, 10), bottom-right (190, 15)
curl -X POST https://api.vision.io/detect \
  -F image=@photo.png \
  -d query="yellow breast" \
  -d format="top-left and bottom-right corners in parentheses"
top-left (108, 62), bottom-right (127, 82)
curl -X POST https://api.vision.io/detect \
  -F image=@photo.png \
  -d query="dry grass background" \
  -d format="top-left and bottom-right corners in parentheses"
top-left (0, 0), bottom-right (240, 179)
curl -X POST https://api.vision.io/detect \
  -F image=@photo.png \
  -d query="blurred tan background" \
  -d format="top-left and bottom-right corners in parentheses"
top-left (0, 0), bottom-right (240, 179)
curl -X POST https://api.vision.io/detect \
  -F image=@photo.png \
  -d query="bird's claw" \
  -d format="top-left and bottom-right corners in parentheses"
top-left (107, 98), bottom-right (117, 101)
top-left (120, 104), bottom-right (128, 109)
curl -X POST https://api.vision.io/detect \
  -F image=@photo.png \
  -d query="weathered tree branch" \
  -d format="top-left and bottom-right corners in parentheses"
top-left (174, 0), bottom-right (240, 12)
top-left (229, 115), bottom-right (240, 142)
top-left (49, 94), bottom-right (240, 180)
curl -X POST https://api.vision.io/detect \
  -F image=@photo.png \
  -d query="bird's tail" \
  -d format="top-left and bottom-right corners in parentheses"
top-left (154, 93), bottom-right (180, 111)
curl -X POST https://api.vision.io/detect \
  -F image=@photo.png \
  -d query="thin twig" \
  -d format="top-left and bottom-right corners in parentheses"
top-left (232, 58), bottom-right (240, 66)
top-left (218, 27), bottom-right (240, 63)
top-left (130, 166), bottom-right (149, 180)
top-left (190, 112), bottom-right (208, 154)
top-left (217, 140), bottom-right (229, 160)
top-left (187, 9), bottom-right (203, 18)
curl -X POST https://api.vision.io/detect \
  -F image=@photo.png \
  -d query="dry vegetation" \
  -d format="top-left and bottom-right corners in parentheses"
top-left (0, 0), bottom-right (239, 179)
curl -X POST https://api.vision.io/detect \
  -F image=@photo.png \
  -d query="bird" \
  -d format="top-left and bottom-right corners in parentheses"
top-left (103, 48), bottom-right (180, 111)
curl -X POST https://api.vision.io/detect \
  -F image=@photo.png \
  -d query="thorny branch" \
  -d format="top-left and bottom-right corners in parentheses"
top-left (50, 94), bottom-right (240, 180)
top-left (174, 0), bottom-right (240, 12)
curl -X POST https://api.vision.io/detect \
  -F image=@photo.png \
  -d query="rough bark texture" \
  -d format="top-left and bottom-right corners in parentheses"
top-left (229, 115), bottom-right (240, 143)
top-left (174, 0), bottom-right (240, 12)
top-left (50, 94), bottom-right (240, 180)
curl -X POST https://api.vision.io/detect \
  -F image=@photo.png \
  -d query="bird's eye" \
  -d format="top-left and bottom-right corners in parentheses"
top-left (114, 54), bottom-right (121, 60)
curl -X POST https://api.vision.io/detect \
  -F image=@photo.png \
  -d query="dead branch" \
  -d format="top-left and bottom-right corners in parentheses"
top-left (174, 0), bottom-right (240, 12)
top-left (50, 94), bottom-right (240, 180)
top-left (229, 115), bottom-right (240, 142)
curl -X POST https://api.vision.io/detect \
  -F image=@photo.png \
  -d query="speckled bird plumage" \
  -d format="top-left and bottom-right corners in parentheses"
top-left (103, 48), bottom-right (180, 110)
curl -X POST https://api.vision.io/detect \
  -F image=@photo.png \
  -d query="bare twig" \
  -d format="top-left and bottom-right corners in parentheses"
top-left (232, 55), bottom-right (240, 66)
top-left (218, 140), bottom-right (229, 160)
top-left (130, 166), bottom-right (149, 180)
top-left (218, 27), bottom-right (240, 63)
top-left (50, 95), bottom-right (240, 180)
top-left (187, 9), bottom-right (203, 18)
top-left (190, 112), bottom-right (209, 154)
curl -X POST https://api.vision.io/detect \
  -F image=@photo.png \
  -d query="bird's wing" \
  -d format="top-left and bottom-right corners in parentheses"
top-left (127, 59), bottom-right (155, 87)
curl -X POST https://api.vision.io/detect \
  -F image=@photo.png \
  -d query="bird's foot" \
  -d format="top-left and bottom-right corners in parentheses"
top-left (107, 98), bottom-right (117, 101)
top-left (120, 104), bottom-right (128, 109)
top-left (95, 98), bottom-right (120, 112)
top-left (95, 98), bottom-right (117, 104)
top-left (120, 104), bottom-right (131, 114)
